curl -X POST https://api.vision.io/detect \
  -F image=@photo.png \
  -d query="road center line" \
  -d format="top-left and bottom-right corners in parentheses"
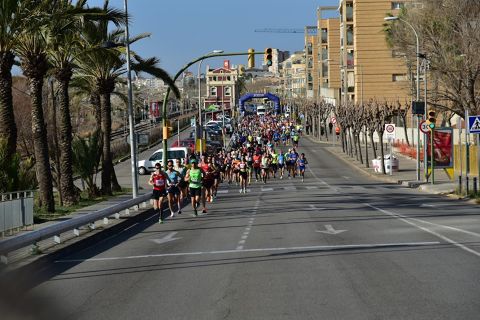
top-left (55, 242), bottom-right (441, 263)
top-left (236, 198), bottom-right (260, 250)
top-left (365, 203), bottom-right (480, 258)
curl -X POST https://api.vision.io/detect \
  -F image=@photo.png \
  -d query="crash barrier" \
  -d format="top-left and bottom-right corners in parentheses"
top-left (0, 192), bottom-right (152, 264)
top-left (0, 191), bottom-right (34, 236)
top-left (372, 154), bottom-right (399, 174)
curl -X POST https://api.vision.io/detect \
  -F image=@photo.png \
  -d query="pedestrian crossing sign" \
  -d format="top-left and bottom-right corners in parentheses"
top-left (468, 116), bottom-right (480, 134)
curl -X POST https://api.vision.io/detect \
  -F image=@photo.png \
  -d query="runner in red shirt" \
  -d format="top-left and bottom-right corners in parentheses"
top-left (253, 153), bottom-right (262, 182)
top-left (149, 163), bottom-right (169, 223)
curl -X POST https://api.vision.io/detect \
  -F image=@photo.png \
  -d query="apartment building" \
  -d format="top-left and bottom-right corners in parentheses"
top-left (304, 26), bottom-right (319, 99)
top-left (338, 0), bottom-right (410, 104)
top-left (280, 51), bottom-right (306, 98)
top-left (317, 6), bottom-right (342, 105)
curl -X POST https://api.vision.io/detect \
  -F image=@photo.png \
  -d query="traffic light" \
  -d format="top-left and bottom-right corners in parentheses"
top-left (427, 110), bottom-right (436, 129)
top-left (264, 48), bottom-right (273, 67)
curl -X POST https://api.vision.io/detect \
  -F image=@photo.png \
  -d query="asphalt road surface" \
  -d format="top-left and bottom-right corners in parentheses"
top-left (18, 137), bottom-right (480, 319)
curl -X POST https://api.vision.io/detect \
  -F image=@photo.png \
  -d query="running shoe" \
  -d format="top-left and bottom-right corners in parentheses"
top-left (202, 208), bottom-right (208, 214)
top-left (178, 210), bottom-right (182, 215)
top-left (194, 209), bottom-right (198, 216)
top-left (159, 218), bottom-right (164, 224)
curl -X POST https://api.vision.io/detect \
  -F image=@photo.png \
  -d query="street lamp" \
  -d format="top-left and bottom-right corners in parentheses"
top-left (198, 50), bottom-right (223, 157)
top-left (385, 16), bottom-right (422, 181)
top-left (124, 0), bottom-right (138, 198)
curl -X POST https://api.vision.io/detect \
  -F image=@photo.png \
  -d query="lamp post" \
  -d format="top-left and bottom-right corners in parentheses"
top-left (197, 50), bottom-right (223, 157)
top-left (124, 0), bottom-right (138, 198)
top-left (385, 16), bottom-right (421, 181)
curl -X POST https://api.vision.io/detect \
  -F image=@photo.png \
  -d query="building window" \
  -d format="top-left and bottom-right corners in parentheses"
top-left (346, 2), bottom-right (353, 22)
top-left (307, 42), bottom-right (313, 55)
top-left (321, 28), bottom-right (328, 43)
top-left (322, 62), bottom-right (329, 77)
top-left (346, 25), bottom-right (354, 46)
top-left (322, 47), bottom-right (328, 60)
top-left (210, 87), bottom-right (217, 96)
top-left (208, 77), bottom-right (212, 81)
top-left (392, 74), bottom-right (407, 81)
top-left (391, 2), bottom-right (404, 9)
top-left (347, 50), bottom-right (354, 67)
top-left (224, 87), bottom-right (231, 96)
top-left (227, 76), bottom-right (231, 81)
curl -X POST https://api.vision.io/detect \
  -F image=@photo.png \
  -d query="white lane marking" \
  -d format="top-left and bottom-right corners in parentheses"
top-left (55, 242), bottom-right (441, 263)
top-left (151, 232), bottom-right (181, 245)
top-left (217, 190), bottom-right (229, 194)
top-left (365, 203), bottom-right (480, 258)
top-left (261, 187), bottom-right (274, 192)
top-left (123, 222), bottom-right (139, 232)
top-left (306, 186), bottom-right (318, 190)
top-left (284, 186), bottom-right (296, 191)
top-left (308, 204), bottom-right (327, 211)
top-left (144, 215), bottom-right (157, 222)
top-left (307, 167), bottom-right (334, 189)
top-left (342, 176), bottom-right (351, 180)
top-left (316, 225), bottom-right (347, 235)
top-left (420, 204), bottom-right (436, 208)
top-left (236, 198), bottom-right (260, 250)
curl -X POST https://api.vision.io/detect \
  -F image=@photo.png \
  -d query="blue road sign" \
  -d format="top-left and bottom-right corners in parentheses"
top-left (468, 115), bottom-right (480, 134)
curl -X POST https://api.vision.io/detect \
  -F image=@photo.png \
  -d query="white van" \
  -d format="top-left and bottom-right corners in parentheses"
top-left (256, 105), bottom-right (266, 116)
top-left (137, 147), bottom-right (189, 175)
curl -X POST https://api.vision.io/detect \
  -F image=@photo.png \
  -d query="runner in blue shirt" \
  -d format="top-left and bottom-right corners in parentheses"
top-left (297, 153), bottom-right (308, 182)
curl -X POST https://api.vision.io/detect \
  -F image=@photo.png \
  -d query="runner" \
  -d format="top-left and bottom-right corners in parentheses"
top-left (261, 153), bottom-right (270, 184)
top-left (253, 152), bottom-right (262, 182)
top-left (297, 153), bottom-right (308, 182)
top-left (238, 156), bottom-right (248, 193)
top-left (149, 163), bottom-right (169, 223)
top-left (165, 160), bottom-right (181, 217)
top-left (277, 150), bottom-right (285, 179)
top-left (174, 158), bottom-right (188, 210)
top-left (185, 159), bottom-right (203, 216)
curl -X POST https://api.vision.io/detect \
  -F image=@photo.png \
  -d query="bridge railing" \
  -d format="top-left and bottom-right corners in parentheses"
top-left (0, 192), bottom-right (152, 264)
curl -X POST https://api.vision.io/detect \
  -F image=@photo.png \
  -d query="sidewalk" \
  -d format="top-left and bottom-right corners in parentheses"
top-left (305, 135), bottom-right (457, 196)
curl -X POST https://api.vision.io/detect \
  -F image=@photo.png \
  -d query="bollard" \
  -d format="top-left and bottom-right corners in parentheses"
top-left (474, 177), bottom-right (478, 195)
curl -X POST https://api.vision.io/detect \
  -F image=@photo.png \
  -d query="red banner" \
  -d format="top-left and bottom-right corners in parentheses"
top-left (426, 128), bottom-right (453, 168)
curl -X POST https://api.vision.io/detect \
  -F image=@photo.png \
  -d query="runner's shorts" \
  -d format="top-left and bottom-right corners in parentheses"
top-left (190, 187), bottom-right (202, 197)
top-left (152, 189), bottom-right (167, 200)
top-left (167, 186), bottom-right (180, 195)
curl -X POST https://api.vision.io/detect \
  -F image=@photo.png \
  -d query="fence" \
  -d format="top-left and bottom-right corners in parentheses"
top-left (0, 192), bottom-right (151, 263)
top-left (454, 145), bottom-right (479, 176)
top-left (0, 191), bottom-right (34, 236)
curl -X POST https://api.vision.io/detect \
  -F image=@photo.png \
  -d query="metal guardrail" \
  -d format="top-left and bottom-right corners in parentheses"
top-left (0, 192), bottom-right (152, 261)
top-left (1, 191), bottom-right (34, 236)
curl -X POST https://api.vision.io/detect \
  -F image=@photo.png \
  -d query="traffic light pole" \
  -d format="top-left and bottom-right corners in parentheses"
top-left (431, 128), bottom-right (435, 184)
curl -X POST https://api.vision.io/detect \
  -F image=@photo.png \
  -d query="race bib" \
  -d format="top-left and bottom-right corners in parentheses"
top-left (155, 179), bottom-right (165, 187)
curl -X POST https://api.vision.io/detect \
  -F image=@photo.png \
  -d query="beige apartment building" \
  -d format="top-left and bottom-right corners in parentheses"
top-left (281, 51), bottom-right (306, 98)
top-left (304, 26), bottom-right (319, 99)
top-left (317, 6), bottom-right (342, 106)
top-left (338, 0), bottom-right (410, 104)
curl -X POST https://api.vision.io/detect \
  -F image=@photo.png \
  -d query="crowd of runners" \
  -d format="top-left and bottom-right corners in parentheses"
top-left (149, 113), bottom-right (308, 223)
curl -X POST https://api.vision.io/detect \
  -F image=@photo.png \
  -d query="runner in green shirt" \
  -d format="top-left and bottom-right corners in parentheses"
top-left (185, 159), bottom-right (203, 216)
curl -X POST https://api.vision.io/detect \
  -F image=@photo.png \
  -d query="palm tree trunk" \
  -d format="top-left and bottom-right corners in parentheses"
top-left (100, 92), bottom-right (112, 195)
top-left (29, 75), bottom-right (55, 212)
top-left (0, 51), bottom-right (17, 159)
top-left (91, 93), bottom-right (101, 133)
top-left (50, 80), bottom-right (63, 206)
top-left (56, 68), bottom-right (78, 205)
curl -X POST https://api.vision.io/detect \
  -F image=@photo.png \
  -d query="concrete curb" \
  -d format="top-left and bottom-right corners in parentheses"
top-left (305, 135), bottom-right (461, 198)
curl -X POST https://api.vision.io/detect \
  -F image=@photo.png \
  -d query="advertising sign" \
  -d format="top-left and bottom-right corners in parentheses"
top-left (426, 128), bottom-right (453, 168)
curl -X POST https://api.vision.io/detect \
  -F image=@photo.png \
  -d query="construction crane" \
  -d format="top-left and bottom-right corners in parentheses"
top-left (254, 27), bottom-right (317, 35)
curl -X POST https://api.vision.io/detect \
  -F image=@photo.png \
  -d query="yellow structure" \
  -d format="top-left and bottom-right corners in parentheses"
top-left (317, 6), bottom-right (341, 105)
top-left (338, 0), bottom-right (410, 105)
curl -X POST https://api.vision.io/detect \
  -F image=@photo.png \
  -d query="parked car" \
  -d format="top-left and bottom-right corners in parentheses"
top-left (137, 147), bottom-right (189, 175)
top-left (207, 120), bottom-right (233, 133)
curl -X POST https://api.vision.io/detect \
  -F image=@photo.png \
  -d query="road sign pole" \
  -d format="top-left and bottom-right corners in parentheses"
top-left (466, 109), bottom-right (470, 194)
top-left (416, 116), bottom-right (421, 181)
top-left (431, 128), bottom-right (435, 185)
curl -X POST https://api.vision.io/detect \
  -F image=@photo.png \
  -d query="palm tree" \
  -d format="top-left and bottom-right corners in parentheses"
top-left (75, 6), bottom-right (179, 195)
top-left (46, 0), bottom-right (125, 205)
top-left (15, 27), bottom-right (55, 211)
top-left (0, 1), bottom-right (39, 163)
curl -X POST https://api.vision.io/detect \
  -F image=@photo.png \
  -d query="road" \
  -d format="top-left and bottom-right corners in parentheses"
top-left (21, 137), bottom-right (480, 319)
